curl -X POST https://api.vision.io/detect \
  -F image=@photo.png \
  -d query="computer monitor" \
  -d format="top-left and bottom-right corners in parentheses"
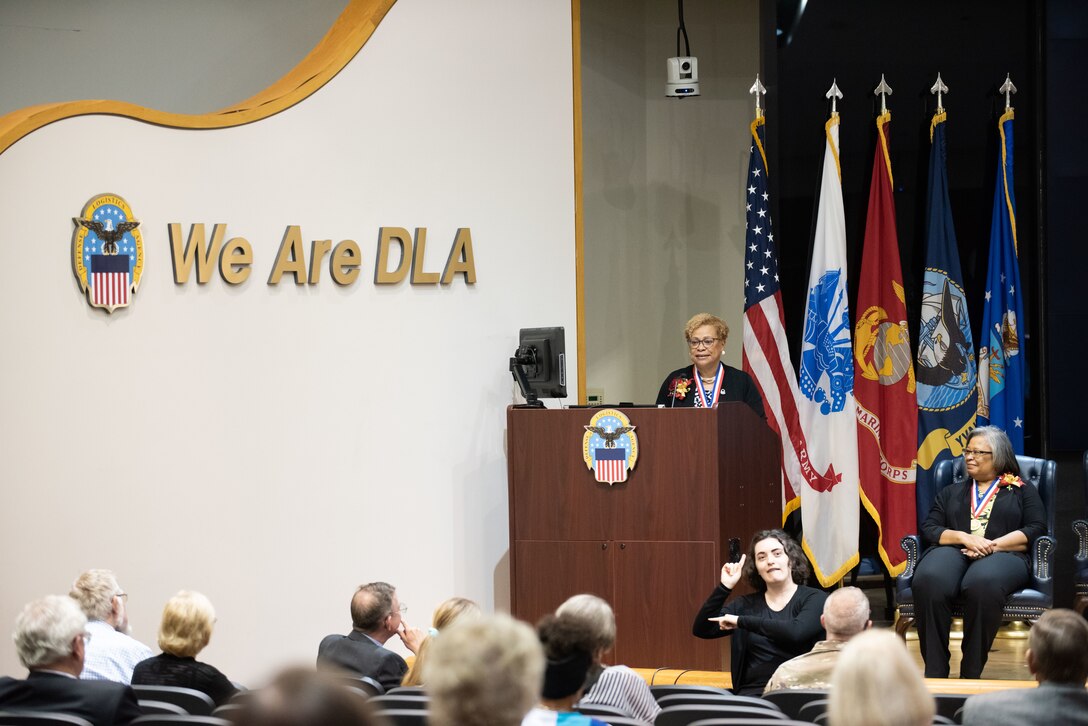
top-left (510, 326), bottom-right (567, 407)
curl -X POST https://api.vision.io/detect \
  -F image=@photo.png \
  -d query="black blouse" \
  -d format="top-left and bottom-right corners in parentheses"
top-left (131, 653), bottom-right (237, 706)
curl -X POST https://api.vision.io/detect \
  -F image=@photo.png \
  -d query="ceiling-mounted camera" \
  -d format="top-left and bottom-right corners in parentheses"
top-left (666, 56), bottom-right (700, 98)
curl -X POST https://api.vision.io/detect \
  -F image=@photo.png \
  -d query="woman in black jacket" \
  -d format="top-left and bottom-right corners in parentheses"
top-left (913, 425), bottom-right (1047, 678)
top-left (692, 529), bottom-right (826, 695)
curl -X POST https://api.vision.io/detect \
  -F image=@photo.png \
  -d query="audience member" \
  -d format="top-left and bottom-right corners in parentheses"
top-left (317, 581), bottom-right (425, 691)
top-left (69, 569), bottom-right (153, 683)
top-left (555, 594), bottom-right (660, 722)
top-left (132, 590), bottom-right (237, 705)
top-left (226, 667), bottom-right (388, 726)
top-left (401, 596), bottom-right (480, 687)
top-left (0, 595), bottom-right (141, 726)
top-left (692, 529), bottom-right (827, 695)
top-left (828, 629), bottom-right (935, 726)
top-left (522, 615), bottom-right (608, 726)
top-left (763, 586), bottom-right (871, 693)
top-left (425, 613), bottom-right (543, 726)
top-left (962, 608), bottom-right (1088, 725)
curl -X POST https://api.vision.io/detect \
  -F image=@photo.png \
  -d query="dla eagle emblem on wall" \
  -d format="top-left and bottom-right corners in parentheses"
top-left (582, 409), bottom-right (638, 485)
top-left (72, 194), bottom-right (144, 313)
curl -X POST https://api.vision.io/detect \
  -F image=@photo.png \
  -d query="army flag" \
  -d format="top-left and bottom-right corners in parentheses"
top-left (916, 110), bottom-right (978, 525)
top-left (978, 109), bottom-right (1026, 452)
top-left (853, 111), bottom-right (917, 576)
top-left (796, 108), bottom-right (860, 586)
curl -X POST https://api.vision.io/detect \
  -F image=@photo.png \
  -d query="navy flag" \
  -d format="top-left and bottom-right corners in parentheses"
top-left (915, 111), bottom-right (978, 525)
top-left (978, 109), bottom-right (1026, 452)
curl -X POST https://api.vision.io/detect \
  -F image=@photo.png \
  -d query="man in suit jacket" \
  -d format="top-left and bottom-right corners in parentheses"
top-left (0, 595), bottom-right (141, 726)
top-left (962, 608), bottom-right (1088, 725)
top-left (317, 581), bottom-right (425, 691)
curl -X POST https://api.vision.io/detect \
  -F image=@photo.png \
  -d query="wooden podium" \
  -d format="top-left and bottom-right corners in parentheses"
top-left (507, 403), bottom-right (781, 671)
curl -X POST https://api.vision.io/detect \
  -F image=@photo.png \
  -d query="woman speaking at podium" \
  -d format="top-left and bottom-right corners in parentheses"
top-left (655, 313), bottom-right (764, 416)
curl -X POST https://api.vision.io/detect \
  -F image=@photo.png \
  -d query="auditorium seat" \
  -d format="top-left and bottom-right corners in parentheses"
top-left (685, 719), bottom-right (815, 726)
top-left (795, 699), bottom-right (827, 724)
top-left (655, 704), bottom-right (788, 725)
top-left (130, 687), bottom-right (215, 717)
top-left (130, 717), bottom-right (230, 726)
top-left (760, 689), bottom-right (828, 720)
top-left (375, 710), bottom-right (428, 726)
top-left (137, 701), bottom-right (188, 716)
top-left (0, 714), bottom-right (95, 726)
top-left (370, 694), bottom-right (429, 711)
top-left (895, 454), bottom-right (1057, 636)
top-left (650, 686), bottom-right (732, 701)
top-left (657, 695), bottom-right (780, 712)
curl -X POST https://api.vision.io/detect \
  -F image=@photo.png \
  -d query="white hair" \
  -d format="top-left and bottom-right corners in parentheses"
top-left (829, 630), bottom-right (934, 726)
top-left (13, 595), bottom-right (87, 669)
top-left (822, 586), bottom-right (871, 638)
top-left (555, 594), bottom-right (616, 652)
top-left (425, 613), bottom-right (544, 726)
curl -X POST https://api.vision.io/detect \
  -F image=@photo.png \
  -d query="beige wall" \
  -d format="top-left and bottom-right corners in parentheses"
top-left (583, 0), bottom-right (760, 403)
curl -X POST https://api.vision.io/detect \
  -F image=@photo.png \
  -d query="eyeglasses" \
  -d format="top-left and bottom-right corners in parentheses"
top-left (688, 337), bottom-right (721, 349)
top-left (963, 449), bottom-right (993, 458)
top-left (388, 604), bottom-right (408, 618)
top-left (81, 631), bottom-right (93, 643)
top-left (114, 592), bottom-right (128, 601)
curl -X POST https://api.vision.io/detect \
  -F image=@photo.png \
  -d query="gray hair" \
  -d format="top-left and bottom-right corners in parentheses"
top-left (555, 594), bottom-right (616, 652)
top-left (14, 595), bottom-right (87, 669)
top-left (425, 614), bottom-right (544, 726)
top-left (966, 426), bottom-right (1019, 478)
top-left (822, 587), bottom-right (870, 639)
top-left (69, 569), bottom-right (121, 622)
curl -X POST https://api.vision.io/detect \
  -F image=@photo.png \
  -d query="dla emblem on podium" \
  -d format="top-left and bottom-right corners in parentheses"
top-left (72, 194), bottom-right (144, 313)
top-left (582, 409), bottom-right (638, 485)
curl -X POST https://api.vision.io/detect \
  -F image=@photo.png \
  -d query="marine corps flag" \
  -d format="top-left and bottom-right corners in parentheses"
top-left (853, 109), bottom-right (917, 576)
top-left (978, 107), bottom-right (1026, 452)
top-left (796, 88), bottom-right (860, 586)
top-left (916, 103), bottom-right (978, 525)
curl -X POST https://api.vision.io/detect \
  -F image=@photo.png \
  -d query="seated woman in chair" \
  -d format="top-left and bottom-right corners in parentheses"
top-left (692, 529), bottom-right (826, 695)
top-left (913, 425), bottom-right (1047, 678)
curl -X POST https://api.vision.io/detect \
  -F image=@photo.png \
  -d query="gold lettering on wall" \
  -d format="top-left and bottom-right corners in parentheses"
top-left (331, 240), bottom-right (361, 285)
top-left (268, 226), bottom-right (307, 284)
top-left (442, 227), bottom-right (476, 284)
top-left (375, 227), bottom-right (411, 284)
top-left (169, 223), bottom-right (227, 284)
top-left (309, 239), bottom-right (332, 284)
top-left (220, 237), bottom-right (253, 285)
top-left (410, 228), bottom-right (441, 285)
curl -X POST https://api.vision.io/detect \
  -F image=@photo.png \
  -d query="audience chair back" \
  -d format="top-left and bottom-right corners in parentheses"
top-left (932, 694), bottom-right (966, 721)
top-left (385, 686), bottom-right (425, 696)
top-left (575, 703), bottom-right (629, 719)
top-left (597, 718), bottom-right (652, 726)
top-left (370, 694), bottom-right (430, 711)
top-left (795, 699), bottom-right (828, 724)
top-left (656, 694), bottom-right (780, 711)
top-left (760, 689), bottom-right (829, 720)
top-left (655, 704), bottom-right (788, 725)
top-left (650, 686), bottom-right (732, 701)
top-left (895, 454), bottom-right (1058, 635)
top-left (0, 715), bottom-right (95, 726)
top-left (686, 720), bottom-right (820, 726)
top-left (130, 717), bottom-right (231, 726)
top-left (131, 686), bottom-right (216, 716)
top-left (138, 701), bottom-right (188, 716)
top-left (375, 710), bottom-right (429, 726)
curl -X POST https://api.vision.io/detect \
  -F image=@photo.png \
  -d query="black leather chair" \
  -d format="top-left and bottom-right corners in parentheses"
top-left (656, 695), bottom-right (779, 712)
top-left (370, 695), bottom-right (429, 711)
top-left (655, 705), bottom-right (788, 725)
top-left (650, 686), bottom-right (732, 701)
top-left (895, 454), bottom-right (1057, 636)
top-left (1073, 450), bottom-right (1088, 616)
top-left (759, 689), bottom-right (828, 720)
top-left (138, 701), bottom-right (188, 716)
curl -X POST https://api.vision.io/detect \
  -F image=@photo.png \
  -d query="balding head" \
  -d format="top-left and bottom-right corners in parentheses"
top-left (349, 582), bottom-right (401, 643)
top-left (821, 587), bottom-right (870, 641)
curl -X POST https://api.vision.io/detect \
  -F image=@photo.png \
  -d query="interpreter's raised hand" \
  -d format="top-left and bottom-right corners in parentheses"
top-left (397, 622), bottom-right (427, 654)
top-left (960, 533), bottom-right (995, 557)
top-left (720, 554), bottom-right (746, 590)
top-left (707, 613), bottom-right (739, 631)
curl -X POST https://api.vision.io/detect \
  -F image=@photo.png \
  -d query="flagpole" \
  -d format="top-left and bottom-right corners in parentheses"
top-left (750, 74), bottom-right (766, 120)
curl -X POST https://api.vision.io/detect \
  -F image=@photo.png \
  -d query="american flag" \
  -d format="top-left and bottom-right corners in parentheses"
top-left (740, 115), bottom-right (812, 518)
top-left (91, 254), bottom-right (130, 307)
top-left (593, 448), bottom-right (627, 484)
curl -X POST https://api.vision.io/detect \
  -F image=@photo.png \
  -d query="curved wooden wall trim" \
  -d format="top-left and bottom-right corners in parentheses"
top-left (0, 0), bottom-right (396, 157)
